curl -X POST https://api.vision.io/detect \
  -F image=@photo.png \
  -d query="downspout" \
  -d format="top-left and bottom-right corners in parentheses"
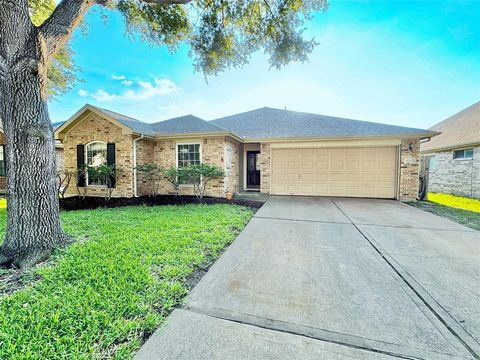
top-left (133, 135), bottom-right (144, 197)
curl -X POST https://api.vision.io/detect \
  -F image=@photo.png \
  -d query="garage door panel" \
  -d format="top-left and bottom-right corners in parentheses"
top-left (271, 147), bottom-right (397, 199)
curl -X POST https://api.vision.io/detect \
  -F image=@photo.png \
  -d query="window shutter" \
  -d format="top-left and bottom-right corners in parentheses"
top-left (107, 143), bottom-right (116, 188)
top-left (76, 144), bottom-right (85, 187)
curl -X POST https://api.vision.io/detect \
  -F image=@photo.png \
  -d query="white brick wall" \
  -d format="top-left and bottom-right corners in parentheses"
top-left (426, 146), bottom-right (480, 199)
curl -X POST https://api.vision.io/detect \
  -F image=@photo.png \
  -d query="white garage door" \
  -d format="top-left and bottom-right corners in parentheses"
top-left (271, 147), bottom-right (397, 198)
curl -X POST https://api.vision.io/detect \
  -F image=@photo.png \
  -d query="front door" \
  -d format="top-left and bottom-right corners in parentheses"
top-left (246, 151), bottom-right (261, 189)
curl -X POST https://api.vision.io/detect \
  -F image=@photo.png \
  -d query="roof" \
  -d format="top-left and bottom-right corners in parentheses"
top-left (211, 107), bottom-right (437, 140)
top-left (152, 115), bottom-right (226, 135)
top-left (56, 103), bottom-right (437, 141)
top-left (421, 102), bottom-right (480, 152)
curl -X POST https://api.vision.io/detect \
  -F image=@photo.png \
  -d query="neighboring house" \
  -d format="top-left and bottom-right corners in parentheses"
top-left (420, 102), bottom-right (480, 199)
top-left (0, 123), bottom-right (64, 194)
top-left (55, 104), bottom-right (437, 201)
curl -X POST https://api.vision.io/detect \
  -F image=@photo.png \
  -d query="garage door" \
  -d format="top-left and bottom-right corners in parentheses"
top-left (271, 147), bottom-right (397, 198)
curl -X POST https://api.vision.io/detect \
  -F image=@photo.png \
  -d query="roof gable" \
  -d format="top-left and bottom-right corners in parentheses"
top-left (151, 115), bottom-right (226, 135)
top-left (421, 102), bottom-right (480, 152)
top-left (54, 104), bottom-right (136, 139)
top-left (211, 107), bottom-right (437, 140)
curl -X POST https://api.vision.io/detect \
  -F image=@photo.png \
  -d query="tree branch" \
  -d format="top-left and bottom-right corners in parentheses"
top-left (141, 0), bottom-right (192, 4)
top-left (39, 0), bottom-right (97, 58)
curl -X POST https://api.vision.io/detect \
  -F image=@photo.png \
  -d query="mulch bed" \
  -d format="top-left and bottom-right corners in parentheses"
top-left (59, 195), bottom-right (264, 212)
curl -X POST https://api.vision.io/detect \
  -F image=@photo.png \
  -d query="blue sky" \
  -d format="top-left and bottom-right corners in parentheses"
top-left (48, 0), bottom-right (480, 129)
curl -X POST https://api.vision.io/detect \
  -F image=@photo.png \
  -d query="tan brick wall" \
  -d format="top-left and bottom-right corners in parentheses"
top-left (62, 113), bottom-right (134, 197)
top-left (135, 138), bottom-right (156, 196)
top-left (224, 138), bottom-right (240, 194)
top-left (260, 143), bottom-right (271, 194)
top-left (55, 147), bottom-right (64, 172)
top-left (399, 138), bottom-right (420, 200)
top-left (153, 137), bottom-right (232, 197)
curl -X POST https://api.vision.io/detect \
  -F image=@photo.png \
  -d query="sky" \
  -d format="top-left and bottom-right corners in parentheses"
top-left (48, 0), bottom-right (480, 129)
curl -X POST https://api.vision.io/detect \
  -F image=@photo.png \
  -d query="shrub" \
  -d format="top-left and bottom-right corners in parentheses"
top-left (136, 163), bottom-right (163, 197)
top-left (163, 167), bottom-right (186, 196)
top-left (88, 164), bottom-right (120, 200)
top-left (182, 163), bottom-right (225, 199)
top-left (56, 169), bottom-right (75, 199)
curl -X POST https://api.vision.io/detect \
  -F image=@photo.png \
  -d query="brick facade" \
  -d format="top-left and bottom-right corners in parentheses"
top-left (424, 146), bottom-right (479, 199)
top-left (152, 137), bottom-right (237, 197)
top-left (135, 138), bottom-right (156, 196)
top-left (399, 138), bottom-right (420, 200)
top-left (62, 113), bottom-right (134, 197)
top-left (260, 143), bottom-right (271, 194)
top-left (224, 139), bottom-right (240, 194)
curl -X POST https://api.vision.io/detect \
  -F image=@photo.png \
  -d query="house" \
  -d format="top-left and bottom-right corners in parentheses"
top-left (0, 124), bottom-right (64, 194)
top-left (54, 104), bottom-right (438, 200)
top-left (420, 102), bottom-right (480, 199)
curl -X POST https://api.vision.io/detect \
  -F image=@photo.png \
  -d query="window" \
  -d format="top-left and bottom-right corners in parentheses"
top-left (0, 145), bottom-right (5, 177)
top-left (86, 141), bottom-right (107, 185)
top-left (177, 143), bottom-right (201, 184)
top-left (453, 148), bottom-right (473, 160)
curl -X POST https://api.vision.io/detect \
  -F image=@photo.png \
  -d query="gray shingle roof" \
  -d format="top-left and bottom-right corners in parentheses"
top-left (151, 115), bottom-right (226, 135)
top-left (211, 107), bottom-right (436, 139)
top-left (93, 106), bottom-right (158, 136)
top-left (93, 106), bottom-right (226, 136)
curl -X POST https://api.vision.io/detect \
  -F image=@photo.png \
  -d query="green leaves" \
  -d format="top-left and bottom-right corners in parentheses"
top-left (28, 0), bottom-right (80, 97)
top-left (115, 0), bottom-right (328, 75)
top-left (0, 204), bottom-right (253, 359)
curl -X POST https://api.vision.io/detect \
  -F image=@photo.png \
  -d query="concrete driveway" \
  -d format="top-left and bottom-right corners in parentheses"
top-left (136, 196), bottom-right (480, 360)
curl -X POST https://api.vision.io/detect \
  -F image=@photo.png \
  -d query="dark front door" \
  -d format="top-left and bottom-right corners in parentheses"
top-left (246, 151), bottom-right (260, 189)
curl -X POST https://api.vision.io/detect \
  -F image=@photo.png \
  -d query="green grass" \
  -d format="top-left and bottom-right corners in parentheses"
top-left (409, 198), bottom-right (480, 231)
top-left (0, 204), bottom-right (253, 359)
top-left (428, 193), bottom-right (480, 213)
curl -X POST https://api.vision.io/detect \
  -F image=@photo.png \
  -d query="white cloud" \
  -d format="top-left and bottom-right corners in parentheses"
top-left (80, 78), bottom-right (180, 104)
top-left (78, 89), bottom-right (89, 97)
top-left (91, 89), bottom-right (118, 102)
top-left (111, 75), bottom-right (126, 80)
top-left (123, 78), bottom-right (180, 100)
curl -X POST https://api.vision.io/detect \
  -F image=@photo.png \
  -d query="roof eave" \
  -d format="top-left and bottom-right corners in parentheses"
top-left (241, 132), bottom-right (440, 143)
top-left (55, 104), bottom-right (134, 140)
top-left (421, 141), bottom-right (480, 154)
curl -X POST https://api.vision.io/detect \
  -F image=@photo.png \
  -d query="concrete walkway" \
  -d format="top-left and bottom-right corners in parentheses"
top-left (135, 196), bottom-right (480, 360)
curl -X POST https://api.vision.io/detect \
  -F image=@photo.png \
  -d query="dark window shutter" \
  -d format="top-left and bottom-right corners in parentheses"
top-left (76, 144), bottom-right (85, 187)
top-left (107, 143), bottom-right (116, 188)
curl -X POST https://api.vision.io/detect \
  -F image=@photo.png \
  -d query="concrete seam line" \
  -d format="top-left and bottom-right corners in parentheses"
top-left (331, 199), bottom-right (480, 359)
top-left (184, 306), bottom-right (420, 360)
top-left (253, 215), bottom-right (352, 225)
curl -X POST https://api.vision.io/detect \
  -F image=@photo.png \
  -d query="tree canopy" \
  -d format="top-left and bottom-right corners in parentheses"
top-left (29, 0), bottom-right (79, 97)
top-left (39, 0), bottom-right (327, 80)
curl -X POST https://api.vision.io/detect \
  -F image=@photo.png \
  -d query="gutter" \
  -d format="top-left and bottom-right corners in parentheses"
top-left (133, 135), bottom-right (144, 197)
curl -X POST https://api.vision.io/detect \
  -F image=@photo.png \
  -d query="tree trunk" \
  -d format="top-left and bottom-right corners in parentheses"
top-left (0, 0), bottom-right (66, 268)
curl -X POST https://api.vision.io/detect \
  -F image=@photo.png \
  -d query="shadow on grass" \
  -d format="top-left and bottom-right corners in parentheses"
top-left (409, 200), bottom-right (480, 231)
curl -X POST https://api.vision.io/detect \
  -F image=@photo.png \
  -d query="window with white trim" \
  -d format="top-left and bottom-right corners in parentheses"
top-left (453, 148), bottom-right (473, 160)
top-left (86, 141), bottom-right (107, 185)
top-left (177, 143), bottom-right (200, 184)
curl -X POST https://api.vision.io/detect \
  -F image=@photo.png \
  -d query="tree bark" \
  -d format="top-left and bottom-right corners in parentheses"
top-left (0, 0), bottom-right (66, 268)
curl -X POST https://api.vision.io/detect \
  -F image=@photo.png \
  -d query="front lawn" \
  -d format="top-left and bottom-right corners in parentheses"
top-left (427, 193), bottom-right (480, 213)
top-left (409, 193), bottom-right (480, 231)
top-left (0, 204), bottom-right (253, 359)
